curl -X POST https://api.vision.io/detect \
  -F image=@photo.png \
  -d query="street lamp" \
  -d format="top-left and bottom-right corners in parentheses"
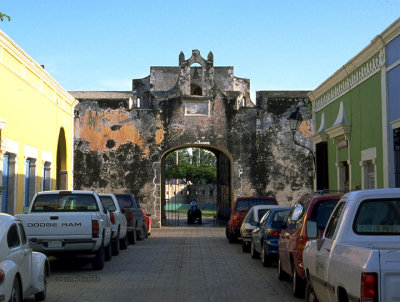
top-left (288, 107), bottom-right (303, 135)
top-left (287, 107), bottom-right (315, 164)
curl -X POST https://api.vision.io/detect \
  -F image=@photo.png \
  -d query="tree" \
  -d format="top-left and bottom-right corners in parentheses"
top-left (165, 148), bottom-right (217, 184)
top-left (0, 12), bottom-right (10, 22)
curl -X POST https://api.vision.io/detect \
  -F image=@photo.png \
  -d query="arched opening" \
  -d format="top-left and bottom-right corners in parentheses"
top-left (190, 84), bottom-right (202, 96)
top-left (160, 144), bottom-right (232, 226)
top-left (56, 128), bottom-right (67, 190)
top-left (190, 63), bottom-right (203, 96)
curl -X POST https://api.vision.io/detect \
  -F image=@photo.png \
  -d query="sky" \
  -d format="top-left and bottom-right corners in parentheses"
top-left (1, 1), bottom-right (399, 103)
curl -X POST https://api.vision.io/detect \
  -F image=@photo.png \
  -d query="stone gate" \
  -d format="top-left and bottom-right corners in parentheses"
top-left (71, 50), bottom-right (313, 227)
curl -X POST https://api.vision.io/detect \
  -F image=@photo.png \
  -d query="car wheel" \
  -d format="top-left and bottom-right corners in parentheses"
top-left (261, 245), bottom-right (271, 267)
top-left (120, 232), bottom-right (129, 250)
top-left (242, 240), bottom-right (250, 253)
top-left (35, 266), bottom-right (48, 301)
top-left (137, 225), bottom-right (147, 240)
top-left (128, 229), bottom-right (137, 245)
top-left (305, 280), bottom-right (319, 302)
top-left (293, 268), bottom-right (305, 298)
top-left (277, 256), bottom-right (289, 281)
top-left (92, 244), bottom-right (105, 270)
top-left (112, 231), bottom-right (120, 256)
top-left (250, 240), bottom-right (260, 259)
top-left (104, 240), bottom-right (112, 261)
top-left (9, 277), bottom-right (22, 302)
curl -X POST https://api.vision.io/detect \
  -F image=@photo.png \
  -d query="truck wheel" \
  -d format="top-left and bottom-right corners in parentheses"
top-left (293, 268), bottom-right (305, 298)
top-left (305, 280), bottom-right (319, 302)
top-left (92, 244), bottom-right (105, 270)
top-left (138, 225), bottom-right (146, 240)
top-left (35, 264), bottom-right (48, 301)
top-left (105, 241), bottom-right (112, 261)
top-left (120, 233), bottom-right (129, 250)
top-left (128, 229), bottom-right (136, 245)
top-left (10, 277), bottom-right (22, 302)
top-left (112, 231), bottom-right (120, 256)
top-left (277, 256), bottom-right (289, 280)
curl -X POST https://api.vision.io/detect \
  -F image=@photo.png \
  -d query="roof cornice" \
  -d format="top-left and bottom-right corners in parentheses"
top-left (309, 18), bottom-right (400, 108)
top-left (0, 30), bottom-right (77, 107)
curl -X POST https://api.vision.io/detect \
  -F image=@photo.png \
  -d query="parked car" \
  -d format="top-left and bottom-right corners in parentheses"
top-left (140, 208), bottom-right (152, 237)
top-left (250, 206), bottom-right (291, 266)
top-left (114, 193), bottom-right (145, 243)
top-left (240, 205), bottom-right (280, 252)
top-left (303, 189), bottom-right (400, 302)
top-left (0, 213), bottom-right (50, 301)
top-left (226, 196), bottom-right (278, 243)
top-left (99, 193), bottom-right (128, 255)
top-left (278, 191), bottom-right (342, 298)
top-left (17, 190), bottom-right (112, 270)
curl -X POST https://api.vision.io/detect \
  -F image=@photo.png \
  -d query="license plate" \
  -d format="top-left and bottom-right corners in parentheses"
top-left (47, 241), bottom-right (62, 248)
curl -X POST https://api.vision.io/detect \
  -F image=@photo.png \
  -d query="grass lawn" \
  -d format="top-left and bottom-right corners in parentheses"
top-left (166, 209), bottom-right (217, 217)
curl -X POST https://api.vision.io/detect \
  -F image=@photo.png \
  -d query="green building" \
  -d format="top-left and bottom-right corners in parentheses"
top-left (309, 18), bottom-right (400, 191)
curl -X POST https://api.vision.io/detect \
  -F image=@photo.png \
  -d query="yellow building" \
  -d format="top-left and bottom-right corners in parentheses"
top-left (0, 30), bottom-right (77, 214)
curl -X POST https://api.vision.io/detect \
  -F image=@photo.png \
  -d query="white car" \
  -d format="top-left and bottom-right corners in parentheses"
top-left (240, 205), bottom-right (280, 252)
top-left (303, 189), bottom-right (400, 302)
top-left (0, 213), bottom-right (50, 302)
top-left (99, 193), bottom-right (128, 255)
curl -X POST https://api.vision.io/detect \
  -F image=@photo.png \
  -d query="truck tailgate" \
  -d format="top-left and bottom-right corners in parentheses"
top-left (18, 213), bottom-right (97, 237)
top-left (380, 250), bottom-right (400, 301)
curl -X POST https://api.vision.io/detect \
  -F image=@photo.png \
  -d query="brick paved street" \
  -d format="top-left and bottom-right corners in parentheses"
top-left (32, 222), bottom-right (302, 302)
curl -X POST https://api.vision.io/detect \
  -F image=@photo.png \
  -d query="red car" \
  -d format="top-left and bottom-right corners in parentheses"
top-left (277, 192), bottom-right (342, 298)
top-left (226, 196), bottom-right (278, 243)
top-left (140, 208), bottom-right (152, 237)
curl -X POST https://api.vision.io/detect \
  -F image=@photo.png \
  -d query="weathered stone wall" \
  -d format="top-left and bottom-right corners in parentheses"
top-left (71, 51), bottom-right (314, 227)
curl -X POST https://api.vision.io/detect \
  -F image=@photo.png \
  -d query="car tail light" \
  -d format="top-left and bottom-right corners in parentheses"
top-left (129, 212), bottom-right (133, 223)
top-left (92, 220), bottom-right (99, 238)
top-left (298, 236), bottom-right (308, 251)
top-left (110, 211), bottom-right (115, 224)
top-left (0, 269), bottom-right (4, 284)
top-left (361, 272), bottom-right (378, 302)
top-left (268, 230), bottom-right (281, 237)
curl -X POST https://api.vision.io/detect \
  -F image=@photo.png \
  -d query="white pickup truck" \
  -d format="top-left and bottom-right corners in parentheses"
top-left (303, 188), bottom-right (400, 302)
top-left (17, 190), bottom-right (112, 270)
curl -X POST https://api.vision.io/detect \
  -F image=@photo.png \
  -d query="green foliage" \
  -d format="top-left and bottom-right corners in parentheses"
top-left (0, 12), bottom-right (11, 22)
top-left (165, 148), bottom-right (217, 184)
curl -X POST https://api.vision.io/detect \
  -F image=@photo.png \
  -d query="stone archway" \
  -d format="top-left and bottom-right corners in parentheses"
top-left (152, 144), bottom-right (233, 227)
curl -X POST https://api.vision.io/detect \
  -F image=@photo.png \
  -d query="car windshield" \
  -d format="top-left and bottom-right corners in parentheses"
top-left (115, 195), bottom-right (133, 208)
top-left (235, 198), bottom-right (276, 211)
top-left (271, 209), bottom-right (291, 223)
top-left (260, 210), bottom-right (272, 225)
top-left (310, 198), bottom-right (340, 229)
top-left (257, 209), bottom-right (270, 222)
top-left (99, 196), bottom-right (116, 211)
top-left (354, 199), bottom-right (400, 235)
top-left (31, 194), bottom-right (99, 212)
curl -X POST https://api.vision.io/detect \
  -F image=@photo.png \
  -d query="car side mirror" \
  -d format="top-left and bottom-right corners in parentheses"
top-left (306, 220), bottom-right (318, 239)
top-left (23, 207), bottom-right (29, 214)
